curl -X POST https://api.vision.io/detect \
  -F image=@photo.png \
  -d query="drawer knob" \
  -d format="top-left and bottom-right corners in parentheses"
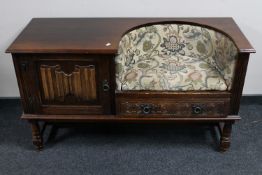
top-left (140, 104), bottom-right (152, 114)
top-left (192, 105), bottom-right (203, 114)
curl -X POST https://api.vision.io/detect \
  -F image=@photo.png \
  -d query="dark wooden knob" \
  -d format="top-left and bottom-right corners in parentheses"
top-left (192, 106), bottom-right (203, 114)
top-left (141, 104), bottom-right (151, 114)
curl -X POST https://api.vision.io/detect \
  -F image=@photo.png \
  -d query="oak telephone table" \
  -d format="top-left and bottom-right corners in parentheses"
top-left (6, 18), bottom-right (255, 151)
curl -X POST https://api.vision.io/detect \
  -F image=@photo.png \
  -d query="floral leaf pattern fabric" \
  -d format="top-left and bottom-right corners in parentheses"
top-left (115, 24), bottom-right (237, 91)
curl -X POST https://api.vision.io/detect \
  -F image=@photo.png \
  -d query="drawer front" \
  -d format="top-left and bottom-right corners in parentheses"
top-left (116, 98), bottom-right (230, 118)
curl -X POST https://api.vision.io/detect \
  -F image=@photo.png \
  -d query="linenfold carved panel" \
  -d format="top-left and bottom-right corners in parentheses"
top-left (40, 65), bottom-right (97, 102)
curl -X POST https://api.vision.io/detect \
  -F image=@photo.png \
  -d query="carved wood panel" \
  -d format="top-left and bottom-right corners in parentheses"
top-left (40, 64), bottom-right (97, 102)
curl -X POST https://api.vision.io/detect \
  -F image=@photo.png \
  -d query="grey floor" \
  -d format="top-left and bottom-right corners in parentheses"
top-left (0, 99), bottom-right (261, 175)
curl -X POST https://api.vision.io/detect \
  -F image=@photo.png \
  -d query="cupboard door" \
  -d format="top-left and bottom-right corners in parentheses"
top-left (36, 55), bottom-right (112, 115)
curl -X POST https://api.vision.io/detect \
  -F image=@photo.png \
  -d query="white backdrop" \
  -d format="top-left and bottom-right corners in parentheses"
top-left (0, 0), bottom-right (261, 97)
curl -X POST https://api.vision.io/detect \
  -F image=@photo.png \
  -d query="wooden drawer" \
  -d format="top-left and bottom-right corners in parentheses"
top-left (116, 92), bottom-right (230, 118)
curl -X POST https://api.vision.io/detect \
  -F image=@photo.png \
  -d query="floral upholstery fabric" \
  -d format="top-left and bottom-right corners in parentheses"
top-left (115, 24), bottom-right (237, 91)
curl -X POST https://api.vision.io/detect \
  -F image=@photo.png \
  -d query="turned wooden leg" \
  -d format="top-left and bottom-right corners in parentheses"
top-left (30, 121), bottom-right (43, 151)
top-left (219, 122), bottom-right (233, 152)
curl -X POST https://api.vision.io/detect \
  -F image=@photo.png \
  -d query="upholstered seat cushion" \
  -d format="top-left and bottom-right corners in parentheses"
top-left (115, 24), bottom-right (237, 91)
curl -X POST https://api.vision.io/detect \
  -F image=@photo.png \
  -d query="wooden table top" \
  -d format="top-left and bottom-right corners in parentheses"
top-left (6, 18), bottom-right (255, 54)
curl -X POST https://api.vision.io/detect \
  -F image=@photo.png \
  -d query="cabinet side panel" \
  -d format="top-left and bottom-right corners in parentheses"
top-left (12, 54), bottom-right (27, 112)
top-left (12, 54), bottom-right (41, 113)
top-left (230, 53), bottom-right (250, 114)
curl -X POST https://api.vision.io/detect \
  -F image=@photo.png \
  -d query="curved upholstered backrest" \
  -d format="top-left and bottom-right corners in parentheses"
top-left (115, 23), bottom-right (238, 91)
